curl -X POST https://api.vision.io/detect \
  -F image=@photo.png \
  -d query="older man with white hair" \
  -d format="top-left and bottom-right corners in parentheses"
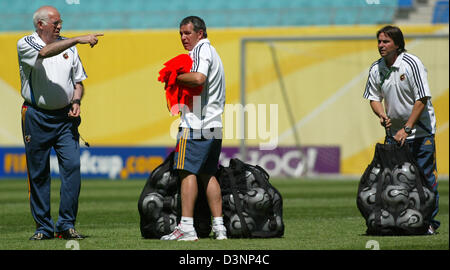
top-left (17, 5), bottom-right (103, 240)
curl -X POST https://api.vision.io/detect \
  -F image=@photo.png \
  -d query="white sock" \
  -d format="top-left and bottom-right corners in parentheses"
top-left (180, 216), bottom-right (195, 231)
top-left (212, 216), bottom-right (224, 229)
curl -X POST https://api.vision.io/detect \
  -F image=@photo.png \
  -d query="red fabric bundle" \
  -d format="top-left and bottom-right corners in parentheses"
top-left (157, 54), bottom-right (203, 115)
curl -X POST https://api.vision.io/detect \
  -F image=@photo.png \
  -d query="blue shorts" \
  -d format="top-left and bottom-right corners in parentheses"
top-left (173, 128), bottom-right (222, 175)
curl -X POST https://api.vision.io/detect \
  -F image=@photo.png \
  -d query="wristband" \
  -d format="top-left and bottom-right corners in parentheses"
top-left (72, 99), bottom-right (81, 106)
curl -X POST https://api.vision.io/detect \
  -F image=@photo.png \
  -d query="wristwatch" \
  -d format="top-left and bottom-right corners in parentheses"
top-left (71, 99), bottom-right (81, 106)
top-left (403, 126), bottom-right (412, 135)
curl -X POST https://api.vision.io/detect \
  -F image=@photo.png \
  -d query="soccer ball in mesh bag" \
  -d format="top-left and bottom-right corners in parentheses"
top-left (367, 163), bottom-right (382, 186)
top-left (155, 171), bottom-right (177, 195)
top-left (141, 192), bottom-right (164, 220)
top-left (169, 193), bottom-right (180, 214)
top-left (358, 186), bottom-right (377, 211)
top-left (156, 171), bottom-right (171, 188)
top-left (261, 215), bottom-right (283, 233)
top-left (224, 193), bottom-right (245, 212)
top-left (381, 185), bottom-right (409, 214)
top-left (245, 187), bottom-right (272, 215)
top-left (367, 209), bottom-right (395, 229)
top-left (267, 187), bottom-right (282, 208)
top-left (228, 212), bottom-right (256, 237)
top-left (155, 214), bottom-right (177, 235)
top-left (396, 208), bottom-right (424, 229)
top-left (392, 162), bottom-right (417, 189)
top-left (408, 187), bottom-right (435, 211)
top-left (245, 170), bottom-right (259, 190)
top-left (380, 168), bottom-right (394, 185)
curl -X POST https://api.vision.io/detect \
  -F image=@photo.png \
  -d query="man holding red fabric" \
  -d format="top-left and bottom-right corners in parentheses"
top-left (160, 16), bottom-right (227, 241)
top-left (158, 54), bottom-right (203, 115)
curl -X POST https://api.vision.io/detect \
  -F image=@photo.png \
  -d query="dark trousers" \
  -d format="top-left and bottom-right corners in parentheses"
top-left (21, 103), bottom-right (81, 237)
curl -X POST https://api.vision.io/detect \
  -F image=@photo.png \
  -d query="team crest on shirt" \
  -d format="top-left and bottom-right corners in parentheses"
top-left (400, 74), bottom-right (406, 81)
top-left (63, 52), bottom-right (69, 59)
top-left (24, 135), bottom-right (31, 143)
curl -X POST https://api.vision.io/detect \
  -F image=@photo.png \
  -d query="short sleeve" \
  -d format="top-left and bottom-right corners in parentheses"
top-left (17, 36), bottom-right (43, 68)
top-left (363, 64), bottom-right (382, 102)
top-left (190, 43), bottom-right (211, 77)
top-left (71, 46), bottom-right (87, 83)
top-left (403, 54), bottom-right (431, 100)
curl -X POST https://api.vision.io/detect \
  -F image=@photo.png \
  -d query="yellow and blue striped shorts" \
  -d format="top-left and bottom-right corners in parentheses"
top-left (174, 127), bottom-right (222, 175)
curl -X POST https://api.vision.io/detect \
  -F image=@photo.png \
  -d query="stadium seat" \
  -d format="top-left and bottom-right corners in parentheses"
top-left (6, 0), bottom-right (31, 13)
top-left (159, 0), bottom-right (187, 11)
top-left (432, 0), bottom-right (449, 23)
top-left (335, 7), bottom-right (360, 25)
top-left (238, 0), bottom-right (263, 10)
top-left (398, 0), bottom-right (414, 8)
top-left (0, 0), bottom-right (400, 31)
top-left (307, 12), bottom-right (330, 26)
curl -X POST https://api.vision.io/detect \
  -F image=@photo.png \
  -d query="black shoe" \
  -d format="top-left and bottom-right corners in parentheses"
top-left (29, 232), bottom-right (53, 240)
top-left (55, 228), bottom-right (86, 240)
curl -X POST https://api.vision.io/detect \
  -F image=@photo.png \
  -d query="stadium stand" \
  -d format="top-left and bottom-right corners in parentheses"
top-left (432, 0), bottom-right (449, 23)
top-left (0, 0), bottom-right (399, 31)
top-left (395, 0), bottom-right (449, 24)
top-left (398, 0), bottom-right (415, 8)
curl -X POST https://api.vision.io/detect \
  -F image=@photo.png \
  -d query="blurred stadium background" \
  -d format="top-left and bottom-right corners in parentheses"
top-left (0, 0), bottom-right (448, 180)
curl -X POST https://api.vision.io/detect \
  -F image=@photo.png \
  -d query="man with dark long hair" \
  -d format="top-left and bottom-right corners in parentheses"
top-left (363, 25), bottom-right (439, 234)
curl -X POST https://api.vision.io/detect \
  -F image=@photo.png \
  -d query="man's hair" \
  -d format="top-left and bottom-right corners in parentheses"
top-left (180, 16), bottom-right (207, 38)
top-left (377, 25), bottom-right (407, 54)
top-left (33, 7), bottom-right (50, 29)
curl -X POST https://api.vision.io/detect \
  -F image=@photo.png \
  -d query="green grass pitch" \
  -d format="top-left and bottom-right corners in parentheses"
top-left (0, 178), bottom-right (448, 250)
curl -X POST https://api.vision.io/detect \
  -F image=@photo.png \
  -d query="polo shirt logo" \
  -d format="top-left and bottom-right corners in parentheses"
top-left (63, 52), bottom-right (69, 59)
top-left (400, 74), bottom-right (406, 81)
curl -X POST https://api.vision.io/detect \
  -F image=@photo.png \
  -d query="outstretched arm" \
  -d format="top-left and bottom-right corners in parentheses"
top-left (39, 33), bottom-right (104, 58)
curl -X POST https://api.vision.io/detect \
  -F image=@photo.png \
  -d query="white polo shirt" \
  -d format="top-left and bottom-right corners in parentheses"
top-left (180, 38), bottom-right (226, 130)
top-left (17, 32), bottom-right (87, 110)
top-left (363, 52), bottom-right (436, 139)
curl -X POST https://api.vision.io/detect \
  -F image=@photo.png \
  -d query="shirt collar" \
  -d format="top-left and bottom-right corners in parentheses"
top-left (32, 31), bottom-right (65, 45)
top-left (381, 52), bottom-right (403, 71)
top-left (32, 31), bottom-right (45, 44)
top-left (191, 38), bottom-right (210, 52)
top-left (391, 52), bottom-right (404, 69)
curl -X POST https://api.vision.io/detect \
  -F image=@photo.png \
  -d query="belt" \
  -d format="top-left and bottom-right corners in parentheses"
top-left (178, 127), bottom-right (218, 132)
top-left (23, 101), bottom-right (71, 116)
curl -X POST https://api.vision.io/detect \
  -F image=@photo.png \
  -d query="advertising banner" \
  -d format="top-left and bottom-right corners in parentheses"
top-left (220, 146), bottom-right (340, 177)
top-left (0, 146), bottom-right (339, 179)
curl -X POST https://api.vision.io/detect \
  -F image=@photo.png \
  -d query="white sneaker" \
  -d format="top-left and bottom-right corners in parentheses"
top-left (160, 226), bottom-right (198, 241)
top-left (426, 225), bottom-right (437, 235)
top-left (213, 225), bottom-right (227, 240)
